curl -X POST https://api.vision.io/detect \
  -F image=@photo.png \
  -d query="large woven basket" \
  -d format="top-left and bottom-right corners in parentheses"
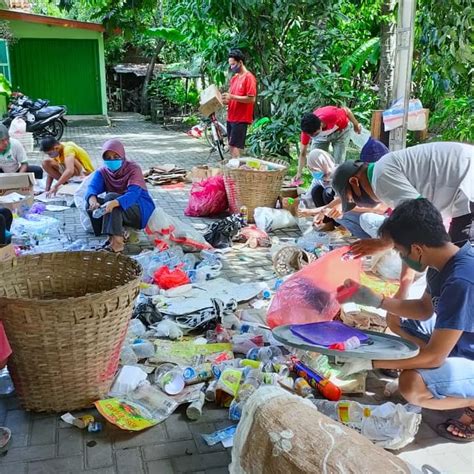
top-left (223, 158), bottom-right (288, 223)
top-left (0, 251), bottom-right (142, 412)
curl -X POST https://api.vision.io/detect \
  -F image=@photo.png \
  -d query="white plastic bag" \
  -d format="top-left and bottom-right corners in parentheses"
top-left (350, 126), bottom-right (371, 149)
top-left (383, 98), bottom-right (426, 132)
top-left (8, 117), bottom-right (26, 136)
top-left (145, 207), bottom-right (211, 252)
top-left (254, 207), bottom-right (297, 232)
top-left (73, 173), bottom-right (95, 233)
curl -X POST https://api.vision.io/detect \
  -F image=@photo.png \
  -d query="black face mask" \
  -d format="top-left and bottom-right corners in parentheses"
top-left (353, 187), bottom-right (378, 207)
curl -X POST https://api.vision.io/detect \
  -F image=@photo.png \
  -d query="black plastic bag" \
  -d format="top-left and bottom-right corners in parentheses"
top-left (204, 214), bottom-right (243, 249)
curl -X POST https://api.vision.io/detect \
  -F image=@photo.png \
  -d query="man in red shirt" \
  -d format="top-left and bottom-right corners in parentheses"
top-left (296, 106), bottom-right (361, 179)
top-left (222, 49), bottom-right (257, 158)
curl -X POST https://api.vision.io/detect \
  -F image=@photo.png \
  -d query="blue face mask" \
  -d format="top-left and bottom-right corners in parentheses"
top-left (104, 160), bottom-right (123, 172)
top-left (311, 171), bottom-right (324, 181)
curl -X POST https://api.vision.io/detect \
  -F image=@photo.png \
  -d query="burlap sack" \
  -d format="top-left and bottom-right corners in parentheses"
top-left (230, 386), bottom-right (412, 474)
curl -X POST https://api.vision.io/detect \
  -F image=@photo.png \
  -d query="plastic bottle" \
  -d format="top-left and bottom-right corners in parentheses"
top-left (186, 387), bottom-right (206, 420)
top-left (205, 380), bottom-right (218, 402)
top-left (294, 377), bottom-right (314, 398)
top-left (239, 206), bottom-right (248, 226)
top-left (92, 206), bottom-right (107, 219)
top-left (328, 336), bottom-right (361, 351)
top-left (314, 400), bottom-right (372, 424)
top-left (0, 368), bottom-right (15, 397)
top-left (229, 398), bottom-right (242, 421)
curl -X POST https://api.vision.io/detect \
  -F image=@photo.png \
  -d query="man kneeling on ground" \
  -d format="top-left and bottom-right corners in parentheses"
top-left (40, 136), bottom-right (95, 196)
top-left (341, 198), bottom-right (474, 442)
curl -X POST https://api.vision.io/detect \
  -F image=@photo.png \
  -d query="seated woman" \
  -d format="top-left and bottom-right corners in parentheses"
top-left (85, 139), bottom-right (155, 253)
top-left (298, 139), bottom-right (389, 238)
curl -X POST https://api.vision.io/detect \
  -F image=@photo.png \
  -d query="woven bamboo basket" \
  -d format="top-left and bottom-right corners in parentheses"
top-left (0, 251), bottom-right (142, 412)
top-left (223, 158), bottom-right (288, 223)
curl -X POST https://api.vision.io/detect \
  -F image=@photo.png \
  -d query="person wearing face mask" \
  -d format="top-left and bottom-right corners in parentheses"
top-left (221, 49), bottom-right (257, 158)
top-left (0, 124), bottom-right (43, 179)
top-left (40, 136), bottom-right (95, 196)
top-left (85, 139), bottom-right (155, 253)
top-left (299, 145), bottom-right (388, 236)
top-left (329, 141), bottom-right (474, 256)
top-left (339, 199), bottom-right (474, 442)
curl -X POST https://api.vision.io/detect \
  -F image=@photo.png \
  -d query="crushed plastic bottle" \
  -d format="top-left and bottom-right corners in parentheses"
top-left (0, 368), bottom-right (15, 397)
top-left (314, 400), bottom-right (371, 424)
top-left (92, 206), bottom-right (107, 219)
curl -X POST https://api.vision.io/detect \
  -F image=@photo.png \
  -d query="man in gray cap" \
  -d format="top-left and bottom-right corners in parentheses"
top-left (0, 124), bottom-right (43, 179)
top-left (331, 141), bottom-right (473, 254)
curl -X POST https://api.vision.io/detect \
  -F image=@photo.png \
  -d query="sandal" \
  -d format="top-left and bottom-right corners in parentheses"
top-left (436, 410), bottom-right (474, 443)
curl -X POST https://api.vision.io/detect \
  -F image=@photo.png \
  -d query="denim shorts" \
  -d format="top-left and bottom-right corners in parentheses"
top-left (401, 318), bottom-right (474, 399)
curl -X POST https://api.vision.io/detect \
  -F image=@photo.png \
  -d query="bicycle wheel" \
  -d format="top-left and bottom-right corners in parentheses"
top-left (203, 122), bottom-right (214, 148)
top-left (211, 122), bottom-right (226, 160)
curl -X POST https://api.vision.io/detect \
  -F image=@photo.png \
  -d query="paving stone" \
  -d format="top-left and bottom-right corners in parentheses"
top-left (4, 410), bottom-right (30, 435)
top-left (205, 468), bottom-right (230, 474)
top-left (0, 444), bottom-right (56, 463)
top-left (27, 455), bottom-right (84, 474)
top-left (85, 435), bottom-right (113, 470)
top-left (145, 459), bottom-right (174, 474)
top-left (142, 439), bottom-right (197, 461)
top-left (30, 416), bottom-right (57, 446)
top-left (0, 463), bottom-right (27, 474)
top-left (115, 447), bottom-right (144, 474)
top-left (165, 413), bottom-right (193, 441)
top-left (171, 452), bottom-right (231, 473)
top-left (57, 427), bottom-right (85, 457)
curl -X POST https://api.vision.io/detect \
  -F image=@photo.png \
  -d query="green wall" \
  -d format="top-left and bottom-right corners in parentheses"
top-left (6, 19), bottom-right (106, 115)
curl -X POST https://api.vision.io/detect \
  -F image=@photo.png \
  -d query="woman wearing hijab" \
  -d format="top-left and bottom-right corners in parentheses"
top-left (85, 139), bottom-right (155, 253)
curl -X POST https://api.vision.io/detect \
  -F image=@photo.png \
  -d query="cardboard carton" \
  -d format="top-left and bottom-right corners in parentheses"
top-left (0, 244), bottom-right (16, 263)
top-left (199, 84), bottom-right (223, 117)
top-left (0, 173), bottom-right (35, 215)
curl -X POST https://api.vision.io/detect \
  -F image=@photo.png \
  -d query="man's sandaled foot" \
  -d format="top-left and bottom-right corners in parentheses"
top-left (437, 408), bottom-right (474, 443)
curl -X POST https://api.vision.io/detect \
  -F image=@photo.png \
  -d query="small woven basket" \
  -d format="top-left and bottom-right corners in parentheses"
top-left (0, 251), bottom-right (142, 412)
top-left (272, 245), bottom-right (316, 277)
top-left (223, 158), bottom-right (288, 223)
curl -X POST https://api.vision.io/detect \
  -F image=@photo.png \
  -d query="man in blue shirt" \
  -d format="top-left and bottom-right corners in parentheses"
top-left (340, 198), bottom-right (474, 442)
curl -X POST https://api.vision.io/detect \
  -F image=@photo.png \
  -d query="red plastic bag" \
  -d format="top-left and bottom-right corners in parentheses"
top-left (153, 265), bottom-right (190, 289)
top-left (185, 176), bottom-right (228, 217)
top-left (0, 322), bottom-right (12, 368)
top-left (267, 246), bottom-right (362, 328)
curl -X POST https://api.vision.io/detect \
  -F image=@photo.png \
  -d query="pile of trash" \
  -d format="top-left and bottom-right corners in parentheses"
top-left (226, 157), bottom-right (286, 172)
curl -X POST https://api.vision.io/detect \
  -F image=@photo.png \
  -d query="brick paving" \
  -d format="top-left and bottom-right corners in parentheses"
top-left (0, 113), bottom-right (472, 473)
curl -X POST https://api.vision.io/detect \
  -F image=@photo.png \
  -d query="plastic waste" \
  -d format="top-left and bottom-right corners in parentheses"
top-left (11, 214), bottom-right (61, 241)
top-left (185, 176), bottom-right (228, 217)
top-left (229, 398), bottom-right (242, 421)
top-left (183, 363), bottom-right (213, 385)
top-left (64, 239), bottom-right (88, 251)
top-left (294, 377), bottom-right (314, 398)
top-left (328, 335), bottom-right (361, 351)
top-left (201, 425), bottom-right (237, 446)
top-left (92, 206), bottom-right (106, 219)
top-left (350, 126), bottom-right (371, 149)
top-left (186, 386), bottom-right (206, 420)
top-left (384, 380), bottom-right (399, 397)
top-left (132, 339), bottom-right (155, 359)
top-left (120, 345), bottom-right (139, 365)
top-left (153, 265), bottom-right (190, 289)
top-left (128, 319), bottom-right (147, 337)
top-left (109, 366), bottom-right (148, 397)
top-left (150, 319), bottom-right (183, 340)
top-left (231, 333), bottom-right (264, 354)
top-left (297, 231), bottom-right (331, 252)
top-left (0, 368), bottom-right (14, 397)
top-left (205, 380), bottom-right (218, 402)
top-left (267, 246), bottom-right (361, 328)
top-left (313, 400), bottom-right (421, 450)
top-left (154, 363), bottom-right (185, 395)
top-left (254, 207), bottom-right (297, 232)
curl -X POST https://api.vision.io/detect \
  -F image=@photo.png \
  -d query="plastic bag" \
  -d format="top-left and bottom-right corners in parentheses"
top-left (383, 98), bottom-right (426, 132)
top-left (145, 207), bottom-right (211, 252)
top-left (267, 246), bottom-right (362, 328)
top-left (8, 117), bottom-right (26, 136)
top-left (254, 207), bottom-right (297, 232)
top-left (204, 215), bottom-right (242, 249)
top-left (73, 173), bottom-right (95, 233)
top-left (350, 126), bottom-right (371, 149)
top-left (185, 176), bottom-right (228, 217)
top-left (153, 265), bottom-right (190, 290)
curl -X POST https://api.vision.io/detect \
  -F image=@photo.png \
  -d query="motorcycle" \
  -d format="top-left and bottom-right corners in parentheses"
top-left (2, 93), bottom-right (67, 142)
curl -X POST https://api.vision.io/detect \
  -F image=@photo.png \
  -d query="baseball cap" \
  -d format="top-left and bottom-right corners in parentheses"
top-left (331, 160), bottom-right (365, 213)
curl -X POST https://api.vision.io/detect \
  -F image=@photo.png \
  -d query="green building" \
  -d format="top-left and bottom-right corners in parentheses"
top-left (0, 9), bottom-right (107, 117)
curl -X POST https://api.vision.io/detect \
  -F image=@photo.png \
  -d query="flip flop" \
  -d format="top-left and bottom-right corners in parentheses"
top-left (436, 418), bottom-right (474, 443)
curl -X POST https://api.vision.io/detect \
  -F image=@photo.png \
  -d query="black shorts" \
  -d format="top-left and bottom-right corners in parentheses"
top-left (226, 121), bottom-right (248, 149)
top-left (449, 202), bottom-right (474, 247)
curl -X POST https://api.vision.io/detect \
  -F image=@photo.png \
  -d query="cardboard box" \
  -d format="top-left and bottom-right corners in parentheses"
top-left (199, 84), bottom-right (223, 117)
top-left (0, 172), bottom-right (35, 215)
top-left (188, 165), bottom-right (223, 182)
top-left (0, 244), bottom-right (16, 263)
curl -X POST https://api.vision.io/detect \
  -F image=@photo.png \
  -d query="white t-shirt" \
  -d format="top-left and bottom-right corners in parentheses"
top-left (0, 138), bottom-right (28, 173)
top-left (372, 142), bottom-right (474, 218)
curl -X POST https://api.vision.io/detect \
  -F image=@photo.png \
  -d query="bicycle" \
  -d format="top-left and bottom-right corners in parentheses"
top-left (202, 112), bottom-right (229, 160)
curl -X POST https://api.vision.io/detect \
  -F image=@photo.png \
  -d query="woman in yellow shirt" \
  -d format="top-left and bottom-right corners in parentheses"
top-left (40, 136), bottom-right (95, 196)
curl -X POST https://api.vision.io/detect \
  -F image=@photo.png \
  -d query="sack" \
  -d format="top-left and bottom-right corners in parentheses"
top-left (145, 207), bottom-right (212, 252)
top-left (383, 98), bottom-right (427, 132)
top-left (267, 246), bottom-right (361, 328)
top-left (185, 176), bottom-right (228, 217)
top-left (204, 215), bottom-right (243, 249)
top-left (153, 265), bottom-right (190, 290)
top-left (254, 207), bottom-right (297, 233)
top-left (8, 117), bottom-right (27, 136)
